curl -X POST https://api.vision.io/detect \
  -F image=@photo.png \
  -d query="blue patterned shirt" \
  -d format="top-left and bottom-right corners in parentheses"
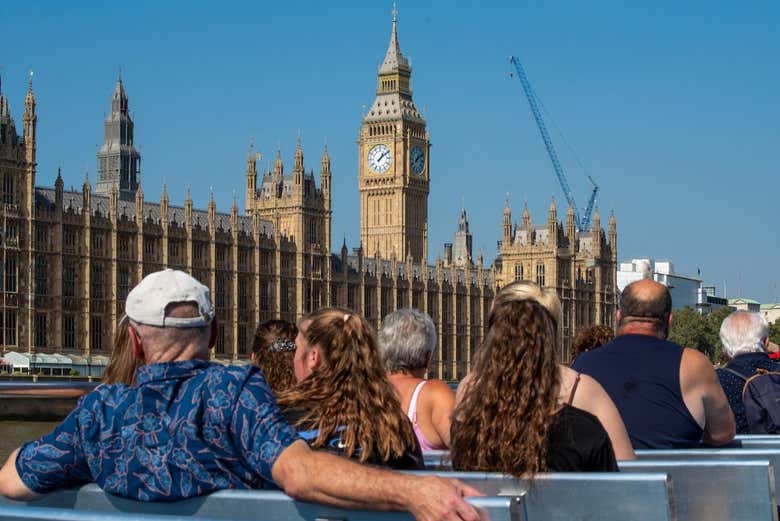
top-left (15, 360), bottom-right (299, 501)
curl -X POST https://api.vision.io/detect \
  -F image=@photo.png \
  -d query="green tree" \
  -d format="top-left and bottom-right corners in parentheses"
top-left (668, 306), bottom-right (731, 363)
top-left (770, 318), bottom-right (780, 346)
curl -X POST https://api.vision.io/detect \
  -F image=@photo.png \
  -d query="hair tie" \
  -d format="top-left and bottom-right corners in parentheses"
top-left (269, 338), bottom-right (296, 353)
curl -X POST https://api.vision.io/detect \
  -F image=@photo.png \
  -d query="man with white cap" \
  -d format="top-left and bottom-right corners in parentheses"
top-left (0, 269), bottom-right (481, 521)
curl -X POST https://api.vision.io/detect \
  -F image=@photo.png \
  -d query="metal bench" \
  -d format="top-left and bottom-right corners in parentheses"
top-left (620, 459), bottom-right (777, 521)
top-left (637, 448), bottom-right (780, 502)
top-left (0, 487), bottom-right (520, 521)
top-left (409, 471), bottom-right (675, 521)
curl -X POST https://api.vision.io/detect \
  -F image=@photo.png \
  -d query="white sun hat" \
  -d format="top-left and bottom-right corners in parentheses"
top-left (125, 269), bottom-right (215, 328)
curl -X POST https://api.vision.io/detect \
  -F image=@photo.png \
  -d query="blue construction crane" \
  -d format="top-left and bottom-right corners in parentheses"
top-left (508, 56), bottom-right (599, 232)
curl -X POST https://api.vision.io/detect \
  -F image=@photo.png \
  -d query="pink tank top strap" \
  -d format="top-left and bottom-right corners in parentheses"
top-left (407, 380), bottom-right (445, 451)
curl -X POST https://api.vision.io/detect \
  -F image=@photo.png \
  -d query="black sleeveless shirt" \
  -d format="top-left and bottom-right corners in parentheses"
top-left (546, 405), bottom-right (618, 472)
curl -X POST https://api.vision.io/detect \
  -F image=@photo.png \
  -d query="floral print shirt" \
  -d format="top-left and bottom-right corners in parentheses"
top-left (15, 359), bottom-right (299, 501)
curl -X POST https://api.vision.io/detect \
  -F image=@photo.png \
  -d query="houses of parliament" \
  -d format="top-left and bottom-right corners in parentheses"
top-left (0, 10), bottom-right (617, 378)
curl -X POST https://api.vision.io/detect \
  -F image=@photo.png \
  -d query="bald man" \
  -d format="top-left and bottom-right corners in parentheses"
top-left (572, 279), bottom-right (735, 449)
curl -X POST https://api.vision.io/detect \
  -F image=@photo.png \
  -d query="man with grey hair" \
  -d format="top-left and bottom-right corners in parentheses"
top-left (717, 311), bottom-right (780, 433)
top-left (0, 270), bottom-right (482, 521)
top-left (379, 309), bottom-right (455, 450)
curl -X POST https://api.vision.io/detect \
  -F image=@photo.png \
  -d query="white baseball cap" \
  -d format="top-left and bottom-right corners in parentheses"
top-left (125, 269), bottom-right (215, 328)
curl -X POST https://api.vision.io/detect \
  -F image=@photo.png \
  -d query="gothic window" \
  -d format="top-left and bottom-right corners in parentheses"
top-left (216, 246), bottom-right (226, 266)
top-left (35, 314), bottom-right (47, 347)
top-left (91, 264), bottom-right (104, 299)
top-left (92, 232), bottom-right (104, 255)
top-left (63, 264), bottom-right (76, 298)
top-left (118, 269), bottom-right (130, 301)
top-left (215, 275), bottom-right (225, 308)
top-left (514, 263), bottom-right (523, 281)
top-left (238, 281), bottom-right (247, 310)
top-left (364, 286), bottom-right (374, 318)
top-left (536, 263), bottom-right (546, 287)
top-left (90, 316), bottom-right (103, 352)
top-left (169, 240), bottom-right (180, 260)
top-left (1, 310), bottom-right (17, 346)
top-left (307, 219), bottom-right (317, 245)
top-left (144, 237), bottom-right (156, 258)
top-left (260, 251), bottom-right (271, 273)
top-left (216, 323), bottom-right (226, 355)
top-left (238, 324), bottom-right (247, 355)
top-left (36, 225), bottom-right (48, 251)
top-left (260, 280), bottom-right (270, 311)
top-left (63, 315), bottom-right (76, 349)
top-left (4, 255), bottom-right (17, 293)
top-left (35, 256), bottom-right (48, 295)
top-left (347, 284), bottom-right (356, 311)
top-left (238, 249), bottom-right (249, 271)
top-left (2, 175), bottom-right (13, 204)
top-left (396, 288), bottom-right (405, 310)
top-left (64, 228), bottom-right (77, 254)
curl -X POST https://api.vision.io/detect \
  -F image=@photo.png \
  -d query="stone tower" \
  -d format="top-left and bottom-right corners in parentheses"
top-left (452, 205), bottom-right (472, 266)
top-left (358, 5), bottom-right (429, 263)
top-left (95, 73), bottom-right (141, 200)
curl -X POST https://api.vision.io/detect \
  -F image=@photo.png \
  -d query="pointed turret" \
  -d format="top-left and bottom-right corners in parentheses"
top-left (273, 148), bottom-right (284, 178)
top-left (566, 203), bottom-right (576, 251)
top-left (548, 196), bottom-right (557, 223)
top-left (521, 201), bottom-right (532, 231)
top-left (245, 142), bottom-right (258, 213)
top-left (591, 205), bottom-right (602, 250)
top-left (293, 135), bottom-right (304, 175)
top-left (379, 3), bottom-right (411, 76)
top-left (320, 144), bottom-right (331, 210)
top-left (608, 210), bottom-right (617, 258)
top-left (502, 197), bottom-right (512, 246)
top-left (184, 186), bottom-right (193, 228)
top-left (453, 205), bottom-right (473, 266)
top-left (97, 72), bottom-right (140, 199)
top-left (23, 71), bottom-right (37, 166)
top-left (55, 166), bottom-right (64, 192)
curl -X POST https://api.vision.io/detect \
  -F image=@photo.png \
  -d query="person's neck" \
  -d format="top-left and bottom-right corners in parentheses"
top-left (617, 325), bottom-right (666, 340)
top-left (388, 368), bottom-right (426, 380)
top-left (144, 347), bottom-right (209, 365)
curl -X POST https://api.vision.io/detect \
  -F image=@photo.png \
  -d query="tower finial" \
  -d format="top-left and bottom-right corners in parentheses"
top-left (28, 69), bottom-right (33, 91)
top-left (392, 2), bottom-right (397, 24)
top-left (118, 65), bottom-right (122, 83)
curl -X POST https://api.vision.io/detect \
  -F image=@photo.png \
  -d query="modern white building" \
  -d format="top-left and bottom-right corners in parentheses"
top-left (761, 303), bottom-right (780, 325)
top-left (617, 259), bottom-right (703, 310)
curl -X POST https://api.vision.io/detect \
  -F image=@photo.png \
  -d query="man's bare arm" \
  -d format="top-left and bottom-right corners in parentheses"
top-left (272, 440), bottom-right (482, 521)
top-left (683, 349), bottom-right (735, 446)
top-left (0, 448), bottom-right (40, 501)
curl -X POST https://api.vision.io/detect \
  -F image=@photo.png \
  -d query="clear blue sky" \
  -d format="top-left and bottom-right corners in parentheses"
top-left (1, 1), bottom-right (778, 302)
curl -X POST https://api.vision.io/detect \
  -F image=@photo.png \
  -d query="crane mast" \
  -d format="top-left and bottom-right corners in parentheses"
top-left (509, 56), bottom-right (598, 232)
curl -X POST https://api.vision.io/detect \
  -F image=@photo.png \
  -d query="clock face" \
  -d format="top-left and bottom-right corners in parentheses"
top-left (410, 146), bottom-right (425, 174)
top-left (368, 144), bottom-right (392, 173)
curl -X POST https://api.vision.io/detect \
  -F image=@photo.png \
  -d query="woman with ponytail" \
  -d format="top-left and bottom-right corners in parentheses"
top-left (452, 281), bottom-right (632, 477)
top-left (276, 308), bottom-right (423, 469)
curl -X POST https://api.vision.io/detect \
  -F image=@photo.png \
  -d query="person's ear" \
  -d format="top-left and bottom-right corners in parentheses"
top-left (616, 310), bottom-right (622, 324)
top-left (667, 313), bottom-right (674, 330)
top-left (309, 345), bottom-right (321, 370)
top-left (128, 326), bottom-right (145, 361)
top-left (208, 316), bottom-right (219, 349)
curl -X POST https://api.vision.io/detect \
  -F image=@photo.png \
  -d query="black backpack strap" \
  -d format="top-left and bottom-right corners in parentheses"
top-left (722, 367), bottom-right (748, 381)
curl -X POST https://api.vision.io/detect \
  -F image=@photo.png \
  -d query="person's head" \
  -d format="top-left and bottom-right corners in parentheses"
top-left (124, 269), bottom-right (217, 365)
top-left (571, 325), bottom-right (615, 360)
top-left (278, 307), bottom-right (416, 463)
top-left (493, 280), bottom-right (561, 326)
top-left (616, 279), bottom-right (672, 339)
top-left (720, 311), bottom-right (770, 359)
top-left (250, 320), bottom-right (298, 394)
top-left (377, 309), bottom-right (436, 376)
top-left (451, 298), bottom-right (561, 478)
top-left (102, 315), bottom-right (140, 385)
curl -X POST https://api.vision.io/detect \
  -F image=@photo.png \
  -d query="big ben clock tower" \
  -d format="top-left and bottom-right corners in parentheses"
top-left (359, 5), bottom-right (429, 263)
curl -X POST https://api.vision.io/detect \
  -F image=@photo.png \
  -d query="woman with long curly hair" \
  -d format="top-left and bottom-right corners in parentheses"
top-left (452, 299), bottom-right (618, 475)
top-left (276, 308), bottom-right (423, 469)
top-left (250, 319), bottom-right (297, 395)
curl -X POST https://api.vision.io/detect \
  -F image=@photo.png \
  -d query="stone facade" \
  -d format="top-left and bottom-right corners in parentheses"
top-left (0, 9), bottom-right (617, 376)
top-left (494, 198), bottom-right (618, 360)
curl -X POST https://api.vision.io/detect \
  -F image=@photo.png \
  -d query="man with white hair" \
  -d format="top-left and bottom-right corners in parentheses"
top-left (0, 270), bottom-right (482, 521)
top-left (717, 311), bottom-right (780, 433)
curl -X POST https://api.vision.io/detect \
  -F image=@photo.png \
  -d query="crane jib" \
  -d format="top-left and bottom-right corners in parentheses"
top-left (508, 56), bottom-right (599, 232)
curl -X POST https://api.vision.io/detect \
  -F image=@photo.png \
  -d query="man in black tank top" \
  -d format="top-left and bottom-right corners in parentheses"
top-left (572, 279), bottom-right (735, 449)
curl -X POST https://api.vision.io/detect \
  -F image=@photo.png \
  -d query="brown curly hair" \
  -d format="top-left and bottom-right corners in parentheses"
top-left (276, 307), bottom-right (417, 464)
top-left (571, 325), bottom-right (614, 361)
top-left (251, 320), bottom-right (298, 395)
top-left (451, 299), bottom-right (561, 478)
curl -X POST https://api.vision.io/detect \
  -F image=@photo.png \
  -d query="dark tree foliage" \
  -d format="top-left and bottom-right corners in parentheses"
top-left (770, 318), bottom-right (780, 346)
top-left (668, 306), bottom-right (733, 363)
